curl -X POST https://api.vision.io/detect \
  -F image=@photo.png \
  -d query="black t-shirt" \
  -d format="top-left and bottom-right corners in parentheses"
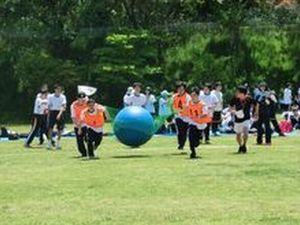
top-left (230, 96), bottom-right (255, 123)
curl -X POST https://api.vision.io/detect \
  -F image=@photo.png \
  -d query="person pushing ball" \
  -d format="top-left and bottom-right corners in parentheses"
top-left (79, 99), bottom-right (109, 159)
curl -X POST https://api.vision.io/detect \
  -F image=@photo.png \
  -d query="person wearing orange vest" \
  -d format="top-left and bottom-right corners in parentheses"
top-left (79, 99), bottom-right (109, 159)
top-left (172, 81), bottom-right (191, 150)
top-left (70, 92), bottom-right (88, 157)
top-left (188, 87), bottom-right (211, 159)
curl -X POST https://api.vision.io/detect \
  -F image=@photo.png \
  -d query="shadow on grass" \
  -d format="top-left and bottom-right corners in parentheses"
top-left (112, 155), bottom-right (151, 159)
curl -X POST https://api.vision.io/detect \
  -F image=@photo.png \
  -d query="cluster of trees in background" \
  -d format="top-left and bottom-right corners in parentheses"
top-left (1, 0), bottom-right (300, 122)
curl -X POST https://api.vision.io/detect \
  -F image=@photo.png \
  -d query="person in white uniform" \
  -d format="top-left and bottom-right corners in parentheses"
top-left (281, 82), bottom-right (292, 111)
top-left (47, 84), bottom-right (67, 150)
top-left (199, 83), bottom-right (218, 144)
top-left (211, 82), bottom-right (223, 136)
top-left (144, 87), bottom-right (157, 115)
top-left (24, 88), bottom-right (49, 148)
top-left (126, 82), bottom-right (146, 107)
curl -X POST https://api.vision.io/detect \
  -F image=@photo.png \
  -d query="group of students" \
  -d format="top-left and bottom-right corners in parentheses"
top-left (25, 84), bottom-right (109, 159)
top-left (25, 84), bottom-right (67, 150)
top-left (25, 80), bottom-right (294, 160)
top-left (171, 81), bottom-right (291, 158)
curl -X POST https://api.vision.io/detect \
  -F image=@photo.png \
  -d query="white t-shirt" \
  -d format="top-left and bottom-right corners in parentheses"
top-left (33, 96), bottom-right (48, 115)
top-left (145, 94), bottom-right (156, 114)
top-left (211, 90), bottom-right (223, 112)
top-left (126, 93), bottom-right (146, 107)
top-left (199, 93), bottom-right (218, 116)
top-left (123, 94), bottom-right (131, 106)
top-left (283, 88), bottom-right (292, 105)
top-left (48, 93), bottom-right (67, 111)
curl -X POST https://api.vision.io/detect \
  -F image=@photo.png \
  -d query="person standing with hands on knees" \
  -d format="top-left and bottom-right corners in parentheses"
top-left (79, 99), bottom-right (109, 159)
top-left (230, 86), bottom-right (257, 154)
top-left (172, 81), bottom-right (191, 151)
top-left (187, 87), bottom-right (211, 159)
top-left (47, 84), bottom-right (67, 150)
top-left (70, 92), bottom-right (88, 157)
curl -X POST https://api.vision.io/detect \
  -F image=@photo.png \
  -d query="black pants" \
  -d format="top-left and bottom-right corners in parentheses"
top-left (212, 111), bottom-right (222, 133)
top-left (26, 115), bottom-right (45, 145)
top-left (203, 123), bottom-right (211, 141)
top-left (39, 115), bottom-right (48, 144)
top-left (189, 125), bottom-right (202, 156)
top-left (270, 117), bottom-right (282, 134)
top-left (175, 118), bottom-right (189, 148)
top-left (86, 128), bottom-right (103, 157)
top-left (74, 127), bottom-right (87, 157)
top-left (281, 104), bottom-right (290, 111)
top-left (257, 117), bottom-right (272, 144)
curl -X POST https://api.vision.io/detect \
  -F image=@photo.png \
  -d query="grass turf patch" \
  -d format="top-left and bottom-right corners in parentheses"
top-left (0, 132), bottom-right (299, 225)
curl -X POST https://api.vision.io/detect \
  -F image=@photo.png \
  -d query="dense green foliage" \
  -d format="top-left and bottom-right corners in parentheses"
top-left (0, 132), bottom-right (300, 225)
top-left (1, 0), bottom-right (300, 122)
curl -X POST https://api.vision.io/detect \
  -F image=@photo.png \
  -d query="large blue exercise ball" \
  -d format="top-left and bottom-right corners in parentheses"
top-left (113, 106), bottom-right (155, 147)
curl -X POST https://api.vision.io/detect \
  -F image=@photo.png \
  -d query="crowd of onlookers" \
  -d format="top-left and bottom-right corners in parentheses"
top-left (123, 82), bottom-right (300, 135)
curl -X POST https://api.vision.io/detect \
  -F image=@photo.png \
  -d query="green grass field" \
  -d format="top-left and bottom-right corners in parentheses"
top-left (0, 129), bottom-right (299, 225)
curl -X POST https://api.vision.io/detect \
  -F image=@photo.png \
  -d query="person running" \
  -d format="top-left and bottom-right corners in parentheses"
top-left (24, 88), bottom-right (49, 148)
top-left (230, 86), bottom-right (257, 154)
top-left (79, 99), bottom-right (109, 159)
top-left (172, 81), bottom-right (191, 150)
top-left (47, 84), bottom-right (67, 150)
top-left (199, 83), bottom-right (218, 144)
top-left (187, 87), bottom-right (211, 159)
top-left (126, 82), bottom-right (146, 107)
top-left (255, 82), bottom-right (274, 145)
top-left (145, 87), bottom-right (157, 116)
top-left (211, 82), bottom-right (223, 136)
top-left (70, 92), bottom-right (88, 157)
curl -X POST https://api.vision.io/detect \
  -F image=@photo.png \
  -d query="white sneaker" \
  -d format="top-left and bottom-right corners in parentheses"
top-left (47, 141), bottom-right (53, 150)
top-left (56, 142), bottom-right (61, 150)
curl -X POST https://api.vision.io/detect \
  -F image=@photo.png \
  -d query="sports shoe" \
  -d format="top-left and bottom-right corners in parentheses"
top-left (177, 146), bottom-right (184, 151)
top-left (241, 145), bottom-right (247, 154)
top-left (205, 140), bottom-right (211, 145)
top-left (190, 153), bottom-right (197, 159)
top-left (24, 143), bottom-right (31, 149)
top-left (237, 146), bottom-right (242, 154)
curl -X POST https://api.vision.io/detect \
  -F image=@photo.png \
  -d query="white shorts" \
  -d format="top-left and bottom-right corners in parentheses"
top-left (234, 120), bottom-right (250, 134)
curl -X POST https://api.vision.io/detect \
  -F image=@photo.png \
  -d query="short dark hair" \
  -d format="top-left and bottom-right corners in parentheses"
top-left (190, 86), bottom-right (200, 95)
top-left (236, 85), bottom-right (248, 95)
top-left (204, 82), bottom-right (212, 90)
top-left (54, 84), bottom-right (62, 90)
top-left (133, 82), bottom-right (142, 88)
top-left (214, 81), bottom-right (222, 88)
top-left (78, 92), bottom-right (86, 99)
top-left (176, 81), bottom-right (187, 89)
top-left (87, 99), bottom-right (96, 104)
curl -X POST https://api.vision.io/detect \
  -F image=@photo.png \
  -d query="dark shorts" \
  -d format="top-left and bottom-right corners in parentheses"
top-left (48, 111), bottom-right (65, 130)
top-left (213, 111), bottom-right (222, 123)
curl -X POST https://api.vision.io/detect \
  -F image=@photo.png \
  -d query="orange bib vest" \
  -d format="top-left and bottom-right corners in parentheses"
top-left (173, 93), bottom-right (190, 117)
top-left (82, 109), bottom-right (105, 128)
top-left (72, 101), bottom-right (87, 121)
top-left (188, 101), bottom-right (212, 124)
